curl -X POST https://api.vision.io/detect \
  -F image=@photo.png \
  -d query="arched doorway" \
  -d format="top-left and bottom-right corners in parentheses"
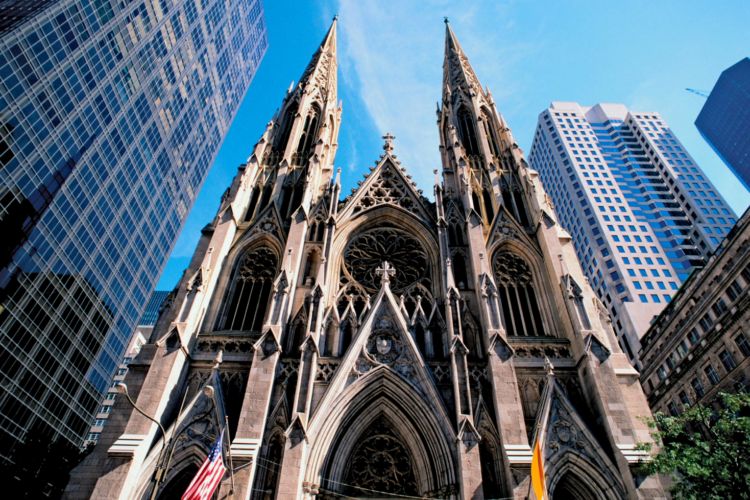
top-left (341, 416), bottom-right (419, 497)
top-left (156, 464), bottom-right (199, 500)
top-left (551, 471), bottom-right (598, 500)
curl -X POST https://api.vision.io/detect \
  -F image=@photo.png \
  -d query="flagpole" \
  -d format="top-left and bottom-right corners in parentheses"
top-left (225, 415), bottom-right (235, 495)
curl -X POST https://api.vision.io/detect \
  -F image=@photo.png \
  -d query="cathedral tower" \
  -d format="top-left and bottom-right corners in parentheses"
top-left (67, 20), bottom-right (664, 499)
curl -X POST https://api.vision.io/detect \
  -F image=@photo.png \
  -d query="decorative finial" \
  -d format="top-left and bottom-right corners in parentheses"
top-left (333, 14), bottom-right (338, 21)
top-left (375, 261), bottom-right (396, 287)
top-left (444, 16), bottom-right (449, 24)
top-left (544, 356), bottom-right (555, 377)
top-left (382, 132), bottom-right (395, 153)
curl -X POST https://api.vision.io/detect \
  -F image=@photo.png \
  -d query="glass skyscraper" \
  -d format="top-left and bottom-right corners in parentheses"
top-left (529, 102), bottom-right (735, 367)
top-left (696, 57), bottom-right (750, 191)
top-left (0, 0), bottom-right (266, 457)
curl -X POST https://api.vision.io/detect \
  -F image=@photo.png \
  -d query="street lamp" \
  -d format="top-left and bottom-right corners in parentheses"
top-left (116, 383), bottom-right (168, 500)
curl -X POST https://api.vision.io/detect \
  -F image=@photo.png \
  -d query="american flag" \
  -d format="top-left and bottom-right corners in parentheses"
top-left (182, 430), bottom-right (227, 500)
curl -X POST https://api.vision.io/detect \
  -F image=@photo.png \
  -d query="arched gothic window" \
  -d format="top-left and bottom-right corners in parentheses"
top-left (244, 186), bottom-right (261, 222)
top-left (253, 431), bottom-right (284, 500)
top-left (481, 108), bottom-right (502, 158)
top-left (479, 432), bottom-right (503, 498)
top-left (295, 106), bottom-right (320, 162)
top-left (492, 251), bottom-right (545, 336)
top-left (457, 106), bottom-right (480, 156)
top-left (500, 174), bottom-right (530, 227)
top-left (274, 102), bottom-right (298, 156)
top-left (220, 247), bottom-right (278, 332)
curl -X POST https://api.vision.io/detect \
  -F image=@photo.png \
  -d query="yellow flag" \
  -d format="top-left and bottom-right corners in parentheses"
top-left (530, 437), bottom-right (546, 500)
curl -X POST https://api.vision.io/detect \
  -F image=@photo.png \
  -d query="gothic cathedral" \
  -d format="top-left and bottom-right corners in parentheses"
top-left (68, 21), bottom-right (665, 499)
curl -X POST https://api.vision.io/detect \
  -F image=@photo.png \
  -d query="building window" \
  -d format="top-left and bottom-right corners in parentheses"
top-left (219, 247), bottom-right (279, 332)
top-left (691, 378), bottom-right (705, 398)
top-left (726, 279), bottom-right (742, 302)
top-left (678, 390), bottom-right (692, 407)
top-left (657, 366), bottom-right (667, 380)
top-left (735, 333), bottom-right (750, 357)
top-left (667, 402), bottom-right (679, 416)
top-left (712, 299), bottom-right (728, 317)
top-left (719, 350), bottom-right (737, 372)
top-left (492, 251), bottom-right (546, 336)
top-left (705, 365), bottom-right (720, 385)
top-left (688, 328), bottom-right (700, 345)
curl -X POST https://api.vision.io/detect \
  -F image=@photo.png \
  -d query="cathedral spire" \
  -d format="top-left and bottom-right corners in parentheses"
top-left (442, 22), bottom-right (484, 98)
top-left (297, 17), bottom-right (338, 103)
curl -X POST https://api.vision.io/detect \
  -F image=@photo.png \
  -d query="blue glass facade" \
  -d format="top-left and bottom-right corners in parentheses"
top-left (139, 289), bottom-right (169, 326)
top-left (0, 0), bottom-right (266, 455)
top-left (696, 57), bottom-right (750, 191)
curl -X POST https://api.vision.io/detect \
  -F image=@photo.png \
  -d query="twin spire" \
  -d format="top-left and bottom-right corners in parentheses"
top-left (296, 17), bottom-right (484, 106)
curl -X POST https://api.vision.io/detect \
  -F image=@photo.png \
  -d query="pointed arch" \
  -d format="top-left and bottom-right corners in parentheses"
top-left (480, 106), bottom-right (502, 158)
top-left (491, 246), bottom-right (554, 337)
top-left (251, 428), bottom-right (285, 500)
top-left (305, 368), bottom-right (458, 497)
top-left (295, 103), bottom-right (321, 162)
top-left (216, 245), bottom-right (280, 332)
top-left (457, 104), bottom-right (480, 156)
top-left (546, 453), bottom-right (623, 500)
top-left (274, 100), bottom-right (299, 154)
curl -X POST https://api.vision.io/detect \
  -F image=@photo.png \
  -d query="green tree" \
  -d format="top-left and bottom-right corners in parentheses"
top-left (640, 392), bottom-right (750, 499)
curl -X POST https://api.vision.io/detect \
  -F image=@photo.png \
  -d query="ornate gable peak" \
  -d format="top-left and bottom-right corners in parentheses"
top-left (486, 206), bottom-right (539, 254)
top-left (311, 276), bottom-right (447, 414)
top-left (339, 142), bottom-right (433, 222)
top-left (533, 376), bottom-right (626, 495)
top-left (239, 202), bottom-right (286, 244)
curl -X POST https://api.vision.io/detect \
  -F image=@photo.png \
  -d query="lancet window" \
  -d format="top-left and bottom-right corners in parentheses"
top-left (219, 246), bottom-right (278, 332)
top-left (274, 101), bottom-right (298, 155)
top-left (481, 108), bottom-right (502, 158)
top-left (294, 105), bottom-right (320, 163)
top-left (500, 174), bottom-right (530, 227)
top-left (492, 251), bottom-right (545, 336)
top-left (457, 105), bottom-right (480, 156)
top-left (244, 185), bottom-right (261, 222)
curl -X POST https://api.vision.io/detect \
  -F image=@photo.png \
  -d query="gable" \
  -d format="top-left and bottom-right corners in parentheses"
top-left (339, 157), bottom-right (434, 223)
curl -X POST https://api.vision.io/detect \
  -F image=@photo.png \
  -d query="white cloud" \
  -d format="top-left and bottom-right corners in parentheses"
top-left (333, 0), bottom-right (539, 193)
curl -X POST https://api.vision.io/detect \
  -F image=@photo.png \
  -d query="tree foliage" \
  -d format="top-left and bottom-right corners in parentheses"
top-left (639, 392), bottom-right (750, 499)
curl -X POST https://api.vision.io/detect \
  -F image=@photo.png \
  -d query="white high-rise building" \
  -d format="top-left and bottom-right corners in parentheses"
top-left (529, 102), bottom-right (736, 367)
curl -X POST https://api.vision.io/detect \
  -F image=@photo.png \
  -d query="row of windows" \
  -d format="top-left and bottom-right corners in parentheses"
top-left (665, 332), bottom-right (749, 415)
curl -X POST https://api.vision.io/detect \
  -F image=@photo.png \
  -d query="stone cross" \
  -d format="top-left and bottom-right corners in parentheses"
top-left (375, 261), bottom-right (396, 286)
top-left (382, 132), bottom-right (395, 153)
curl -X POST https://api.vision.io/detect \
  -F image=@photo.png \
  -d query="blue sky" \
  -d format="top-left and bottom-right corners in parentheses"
top-left (157, 0), bottom-right (750, 290)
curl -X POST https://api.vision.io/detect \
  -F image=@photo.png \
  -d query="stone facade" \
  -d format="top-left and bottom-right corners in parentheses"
top-left (66, 20), bottom-right (664, 499)
top-left (640, 207), bottom-right (750, 415)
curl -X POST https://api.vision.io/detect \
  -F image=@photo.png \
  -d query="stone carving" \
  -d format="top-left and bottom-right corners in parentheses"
top-left (342, 416), bottom-right (419, 497)
top-left (343, 226), bottom-right (430, 294)
top-left (350, 162), bottom-right (419, 214)
top-left (493, 251), bottom-right (532, 285)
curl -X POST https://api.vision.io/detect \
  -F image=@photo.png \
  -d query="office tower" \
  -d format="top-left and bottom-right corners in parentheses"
top-left (0, 0), bottom-right (267, 458)
top-left (68, 21), bottom-right (663, 500)
top-left (83, 289), bottom-right (169, 447)
top-left (696, 57), bottom-right (750, 190)
top-left (640, 207), bottom-right (750, 415)
top-left (529, 102), bottom-right (736, 366)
